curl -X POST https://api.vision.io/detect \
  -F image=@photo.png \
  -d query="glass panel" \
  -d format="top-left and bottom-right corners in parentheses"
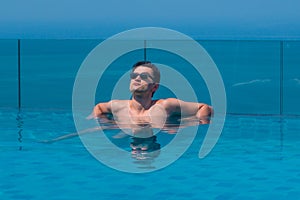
top-left (283, 41), bottom-right (300, 115)
top-left (95, 48), bottom-right (145, 103)
top-left (201, 40), bottom-right (280, 114)
top-left (146, 41), bottom-right (211, 105)
top-left (21, 40), bottom-right (101, 110)
top-left (0, 39), bottom-right (18, 108)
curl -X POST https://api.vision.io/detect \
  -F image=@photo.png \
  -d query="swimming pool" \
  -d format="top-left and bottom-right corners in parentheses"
top-left (1, 37), bottom-right (300, 199)
top-left (1, 109), bottom-right (300, 199)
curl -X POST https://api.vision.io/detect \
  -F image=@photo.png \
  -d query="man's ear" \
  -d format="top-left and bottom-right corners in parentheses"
top-left (153, 83), bottom-right (159, 91)
top-left (151, 83), bottom-right (159, 98)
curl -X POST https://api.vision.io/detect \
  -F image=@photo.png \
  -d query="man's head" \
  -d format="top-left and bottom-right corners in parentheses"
top-left (131, 61), bottom-right (160, 83)
top-left (129, 61), bottom-right (160, 97)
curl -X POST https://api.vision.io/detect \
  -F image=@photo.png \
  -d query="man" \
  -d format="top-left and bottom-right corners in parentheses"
top-left (90, 61), bottom-right (213, 126)
top-left (43, 61), bottom-right (212, 144)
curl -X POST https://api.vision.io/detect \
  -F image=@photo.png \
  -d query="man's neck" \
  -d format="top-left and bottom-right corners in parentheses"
top-left (130, 95), bottom-right (153, 112)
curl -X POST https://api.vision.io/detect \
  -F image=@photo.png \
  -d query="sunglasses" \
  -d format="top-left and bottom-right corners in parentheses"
top-left (130, 72), bottom-right (154, 80)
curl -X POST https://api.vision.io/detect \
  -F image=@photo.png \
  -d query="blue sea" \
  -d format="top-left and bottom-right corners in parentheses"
top-left (1, 38), bottom-right (300, 199)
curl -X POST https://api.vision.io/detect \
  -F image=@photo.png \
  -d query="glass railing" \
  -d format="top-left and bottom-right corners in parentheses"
top-left (0, 39), bottom-right (299, 115)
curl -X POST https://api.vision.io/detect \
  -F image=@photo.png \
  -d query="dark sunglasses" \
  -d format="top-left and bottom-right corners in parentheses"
top-left (130, 72), bottom-right (153, 80)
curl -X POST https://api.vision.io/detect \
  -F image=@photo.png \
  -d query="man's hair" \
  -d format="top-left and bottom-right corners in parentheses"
top-left (132, 61), bottom-right (160, 83)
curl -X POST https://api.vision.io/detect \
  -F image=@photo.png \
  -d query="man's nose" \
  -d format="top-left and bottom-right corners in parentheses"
top-left (135, 75), bottom-right (142, 81)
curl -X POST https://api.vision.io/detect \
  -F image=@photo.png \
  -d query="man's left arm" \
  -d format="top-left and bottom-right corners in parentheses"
top-left (164, 98), bottom-right (213, 124)
top-left (195, 103), bottom-right (213, 124)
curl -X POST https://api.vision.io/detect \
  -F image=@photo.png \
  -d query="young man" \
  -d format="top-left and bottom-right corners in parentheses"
top-left (91, 61), bottom-right (212, 126)
top-left (43, 61), bottom-right (212, 144)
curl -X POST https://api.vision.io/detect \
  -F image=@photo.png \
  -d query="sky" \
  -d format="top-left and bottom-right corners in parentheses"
top-left (1, 0), bottom-right (300, 39)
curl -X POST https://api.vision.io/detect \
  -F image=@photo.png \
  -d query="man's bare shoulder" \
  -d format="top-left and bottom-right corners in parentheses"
top-left (110, 99), bottom-right (130, 107)
top-left (110, 99), bottom-right (130, 104)
top-left (155, 98), bottom-right (179, 106)
top-left (153, 98), bottom-right (181, 115)
top-left (104, 99), bottom-right (129, 114)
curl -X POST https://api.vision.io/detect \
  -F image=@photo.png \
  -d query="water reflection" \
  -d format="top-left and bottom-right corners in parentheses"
top-left (96, 114), bottom-right (203, 166)
top-left (16, 111), bottom-right (23, 151)
top-left (42, 113), bottom-right (208, 169)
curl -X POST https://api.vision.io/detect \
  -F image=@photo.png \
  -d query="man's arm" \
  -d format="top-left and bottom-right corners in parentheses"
top-left (87, 101), bottom-right (113, 119)
top-left (195, 104), bottom-right (213, 124)
top-left (163, 98), bottom-right (213, 123)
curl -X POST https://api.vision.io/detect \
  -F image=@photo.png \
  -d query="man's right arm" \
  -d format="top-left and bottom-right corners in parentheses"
top-left (91, 101), bottom-right (113, 118)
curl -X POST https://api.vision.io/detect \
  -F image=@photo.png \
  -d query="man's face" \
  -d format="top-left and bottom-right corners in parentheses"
top-left (129, 66), bottom-right (156, 94)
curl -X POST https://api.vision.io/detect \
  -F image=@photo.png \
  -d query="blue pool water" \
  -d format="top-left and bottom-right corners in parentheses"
top-left (1, 109), bottom-right (300, 199)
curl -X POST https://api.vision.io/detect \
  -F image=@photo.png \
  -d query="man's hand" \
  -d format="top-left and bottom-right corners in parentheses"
top-left (196, 104), bottom-right (213, 124)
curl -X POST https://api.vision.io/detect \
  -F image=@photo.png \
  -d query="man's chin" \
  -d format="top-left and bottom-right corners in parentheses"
top-left (131, 90), bottom-right (145, 95)
top-left (130, 86), bottom-right (148, 93)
